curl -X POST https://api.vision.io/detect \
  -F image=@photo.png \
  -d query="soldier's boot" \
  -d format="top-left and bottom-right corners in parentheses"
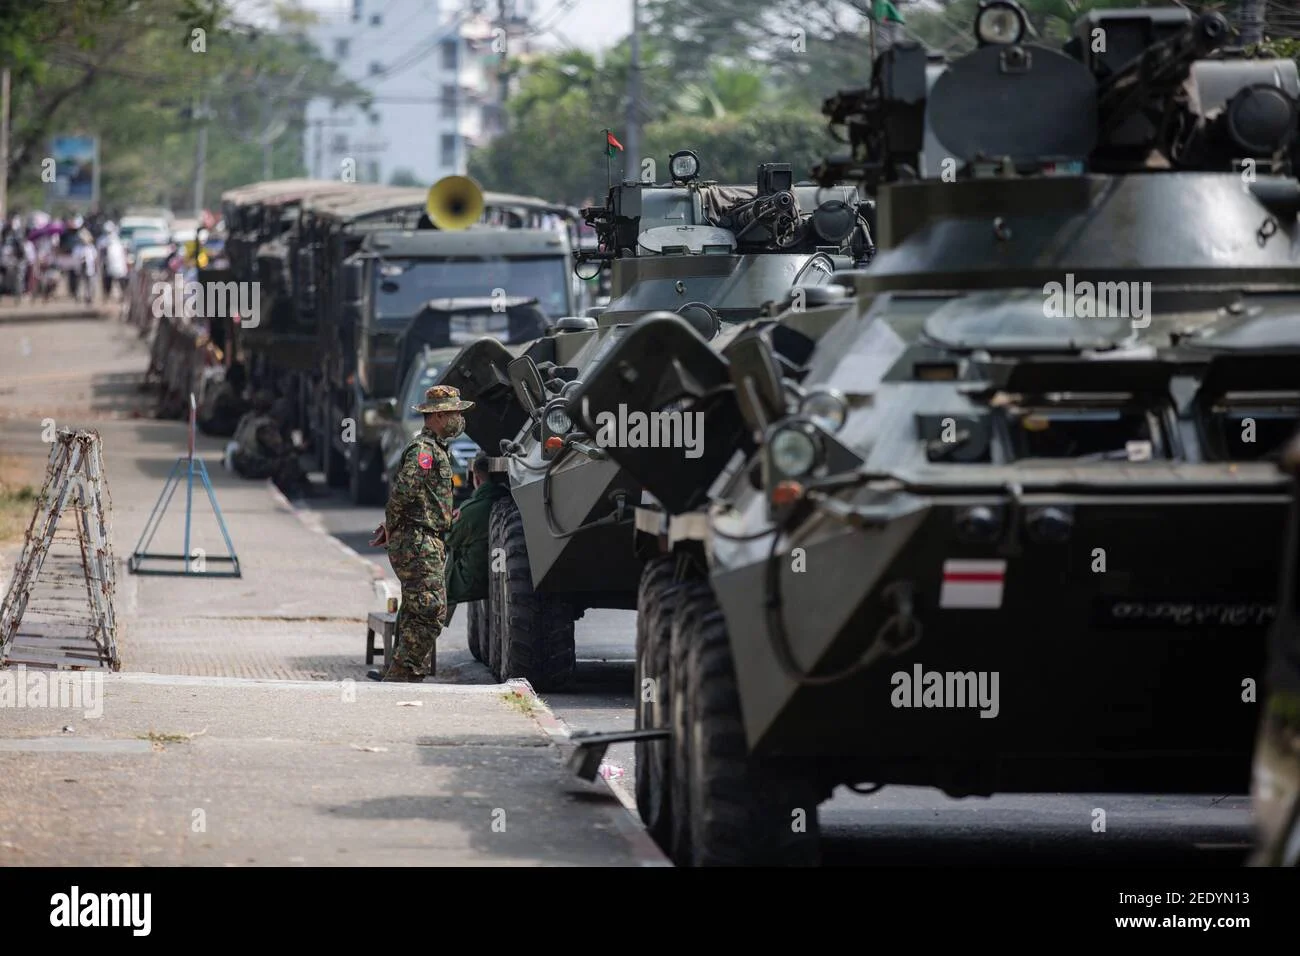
top-left (381, 664), bottom-right (424, 682)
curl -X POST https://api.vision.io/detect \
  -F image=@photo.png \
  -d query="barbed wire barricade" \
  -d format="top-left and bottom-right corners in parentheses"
top-left (0, 430), bottom-right (120, 671)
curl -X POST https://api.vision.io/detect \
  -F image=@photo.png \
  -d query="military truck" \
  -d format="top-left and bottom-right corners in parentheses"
top-left (220, 178), bottom-right (588, 506)
top-left (567, 3), bottom-right (1300, 865)
top-left (220, 179), bottom-right (362, 420)
top-left (434, 152), bottom-right (872, 692)
top-left (300, 183), bottom-right (586, 505)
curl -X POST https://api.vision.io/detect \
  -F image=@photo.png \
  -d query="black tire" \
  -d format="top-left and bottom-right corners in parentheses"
top-left (669, 579), bottom-right (713, 866)
top-left (486, 533), bottom-right (504, 680)
top-left (322, 408), bottom-right (347, 488)
top-left (467, 599), bottom-right (487, 664)
top-left (349, 442), bottom-right (386, 506)
top-left (489, 496), bottom-right (576, 692)
top-left (683, 586), bottom-right (821, 866)
top-left (634, 555), bottom-right (679, 849)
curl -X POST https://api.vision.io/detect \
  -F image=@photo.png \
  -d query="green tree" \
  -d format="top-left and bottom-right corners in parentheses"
top-left (2, 0), bottom-right (366, 215)
top-left (389, 168), bottom-right (424, 187)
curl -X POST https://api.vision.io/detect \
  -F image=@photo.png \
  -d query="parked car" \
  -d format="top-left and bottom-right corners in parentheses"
top-left (381, 345), bottom-right (480, 502)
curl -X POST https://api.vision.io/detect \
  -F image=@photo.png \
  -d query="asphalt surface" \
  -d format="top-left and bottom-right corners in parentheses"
top-left (300, 473), bottom-right (1257, 867)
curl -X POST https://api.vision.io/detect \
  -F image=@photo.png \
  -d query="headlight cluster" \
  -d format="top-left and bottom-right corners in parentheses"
top-left (545, 405), bottom-right (572, 436)
top-left (799, 387), bottom-right (848, 433)
top-left (770, 425), bottom-right (821, 477)
top-left (975, 0), bottom-right (1026, 45)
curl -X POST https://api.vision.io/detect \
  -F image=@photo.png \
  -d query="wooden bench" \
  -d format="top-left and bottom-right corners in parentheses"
top-left (365, 611), bottom-right (398, 666)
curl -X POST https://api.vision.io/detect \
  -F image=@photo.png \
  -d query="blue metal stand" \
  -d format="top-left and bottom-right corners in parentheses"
top-left (128, 392), bottom-right (241, 577)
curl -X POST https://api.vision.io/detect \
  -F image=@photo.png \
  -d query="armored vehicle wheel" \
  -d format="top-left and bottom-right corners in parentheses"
top-left (669, 579), bottom-right (713, 865)
top-left (349, 443), bottom-right (386, 506)
top-left (634, 556), bottom-right (679, 848)
top-left (486, 555), bottom-right (504, 680)
top-left (466, 599), bottom-right (487, 664)
top-left (682, 586), bottom-right (821, 866)
top-left (489, 496), bottom-right (576, 692)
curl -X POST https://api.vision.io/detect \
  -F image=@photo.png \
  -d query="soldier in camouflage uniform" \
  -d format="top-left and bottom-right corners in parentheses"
top-left (367, 384), bottom-right (474, 682)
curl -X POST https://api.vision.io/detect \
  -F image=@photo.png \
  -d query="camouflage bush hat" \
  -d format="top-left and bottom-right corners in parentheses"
top-left (413, 384), bottom-right (474, 414)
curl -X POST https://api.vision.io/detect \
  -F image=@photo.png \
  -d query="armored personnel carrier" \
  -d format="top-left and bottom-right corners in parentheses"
top-left (435, 152), bottom-right (872, 691)
top-left (567, 3), bottom-right (1300, 864)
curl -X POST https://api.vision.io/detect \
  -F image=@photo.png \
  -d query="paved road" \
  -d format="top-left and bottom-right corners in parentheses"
top-left (301, 474), bottom-right (1256, 867)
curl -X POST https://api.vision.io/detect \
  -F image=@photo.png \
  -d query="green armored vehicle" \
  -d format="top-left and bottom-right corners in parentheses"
top-left (568, 3), bottom-right (1300, 864)
top-left (434, 152), bottom-right (872, 689)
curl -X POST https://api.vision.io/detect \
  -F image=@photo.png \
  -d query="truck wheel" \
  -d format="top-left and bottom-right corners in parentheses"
top-left (635, 556), bottom-right (679, 849)
top-left (467, 599), bottom-right (487, 664)
top-left (490, 496), bottom-right (576, 692)
top-left (349, 442), bottom-right (386, 506)
top-left (683, 586), bottom-right (821, 866)
top-left (669, 579), bottom-right (713, 865)
top-left (322, 407), bottom-right (347, 488)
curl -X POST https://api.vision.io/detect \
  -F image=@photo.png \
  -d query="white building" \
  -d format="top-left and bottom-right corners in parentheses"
top-left (303, 0), bottom-right (537, 186)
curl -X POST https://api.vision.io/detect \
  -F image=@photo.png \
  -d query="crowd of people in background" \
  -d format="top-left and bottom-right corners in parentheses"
top-left (0, 209), bottom-right (174, 306)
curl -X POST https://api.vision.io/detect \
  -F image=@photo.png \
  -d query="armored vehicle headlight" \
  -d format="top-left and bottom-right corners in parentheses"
top-left (771, 425), bottom-right (819, 477)
top-left (669, 150), bottom-right (701, 182)
top-left (545, 405), bottom-right (573, 435)
top-left (975, 0), bottom-right (1025, 45)
top-left (801, 388), bottom-right (848, 433)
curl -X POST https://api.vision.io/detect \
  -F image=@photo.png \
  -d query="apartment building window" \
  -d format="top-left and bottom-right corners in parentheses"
top-left (352, 0), bottom-right (362, 22)
top-left (441, 39), bottom-right (458, 71)
top-left (441, 134), bottom-right (457, 168)
top-left (371, 14), bottom-right (382, 26)
top-left (367, 161), bottom-right (380, 183)
top-left (334, 38), bottom-right (349, 60)
top-left (369, 61), bottom-right (383, 76)
top-left (442, 85), bottom-right (457, 119)
top-left (331, 134), bottom-right (348, 153)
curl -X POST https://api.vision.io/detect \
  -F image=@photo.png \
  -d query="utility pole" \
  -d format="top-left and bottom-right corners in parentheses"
top-left (1239, 0), bottom-right (1266, 47)
top-left (259, 75), bottom-right (272, 180)
top-left (192, 90), bottom-right (209, 218)
top-left (0, 68), bottom-right (9, 224)
top-left (496, 0), bottom-right (509, 137)
top-left (314, 119), bottom-right (323, 179)
top-left (625, 0), bottom-right (640, 183)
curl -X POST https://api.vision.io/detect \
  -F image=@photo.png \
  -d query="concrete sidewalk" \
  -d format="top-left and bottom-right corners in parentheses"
top-left (0, 314), bottom-right (667, 866)
top-left (0, 674), bottom-right (663, 866)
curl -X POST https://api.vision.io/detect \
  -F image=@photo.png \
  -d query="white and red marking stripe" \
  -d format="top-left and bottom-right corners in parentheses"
top-left (939, 559), bottom-right (1006, 609)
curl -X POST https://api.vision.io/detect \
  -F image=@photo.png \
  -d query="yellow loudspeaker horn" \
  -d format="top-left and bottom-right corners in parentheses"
top-left (426, 175), bottom-right (484, 230)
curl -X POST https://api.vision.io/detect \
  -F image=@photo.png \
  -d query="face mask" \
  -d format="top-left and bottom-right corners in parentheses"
top-left (442, 414), bottom-right (466, 439)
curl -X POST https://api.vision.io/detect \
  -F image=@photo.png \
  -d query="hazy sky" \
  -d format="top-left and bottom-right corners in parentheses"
top-left (282, 0), bottom-right (633, 52)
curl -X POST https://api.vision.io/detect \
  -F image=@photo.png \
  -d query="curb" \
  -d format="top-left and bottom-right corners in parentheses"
top-left (266, 485), bottom-right (664, 863)
top-left (503, 678), bottom-right (671, 867)
top-left (266, 480), bottom-right (395, 604)
top-left (0, 307), bottom-right (109, 324)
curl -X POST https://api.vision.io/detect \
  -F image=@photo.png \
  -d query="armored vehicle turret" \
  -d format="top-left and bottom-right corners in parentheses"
top-left (435, 153), bottom-right (872, 690)
top-left (567, 3), bottom-right (1300, 865)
